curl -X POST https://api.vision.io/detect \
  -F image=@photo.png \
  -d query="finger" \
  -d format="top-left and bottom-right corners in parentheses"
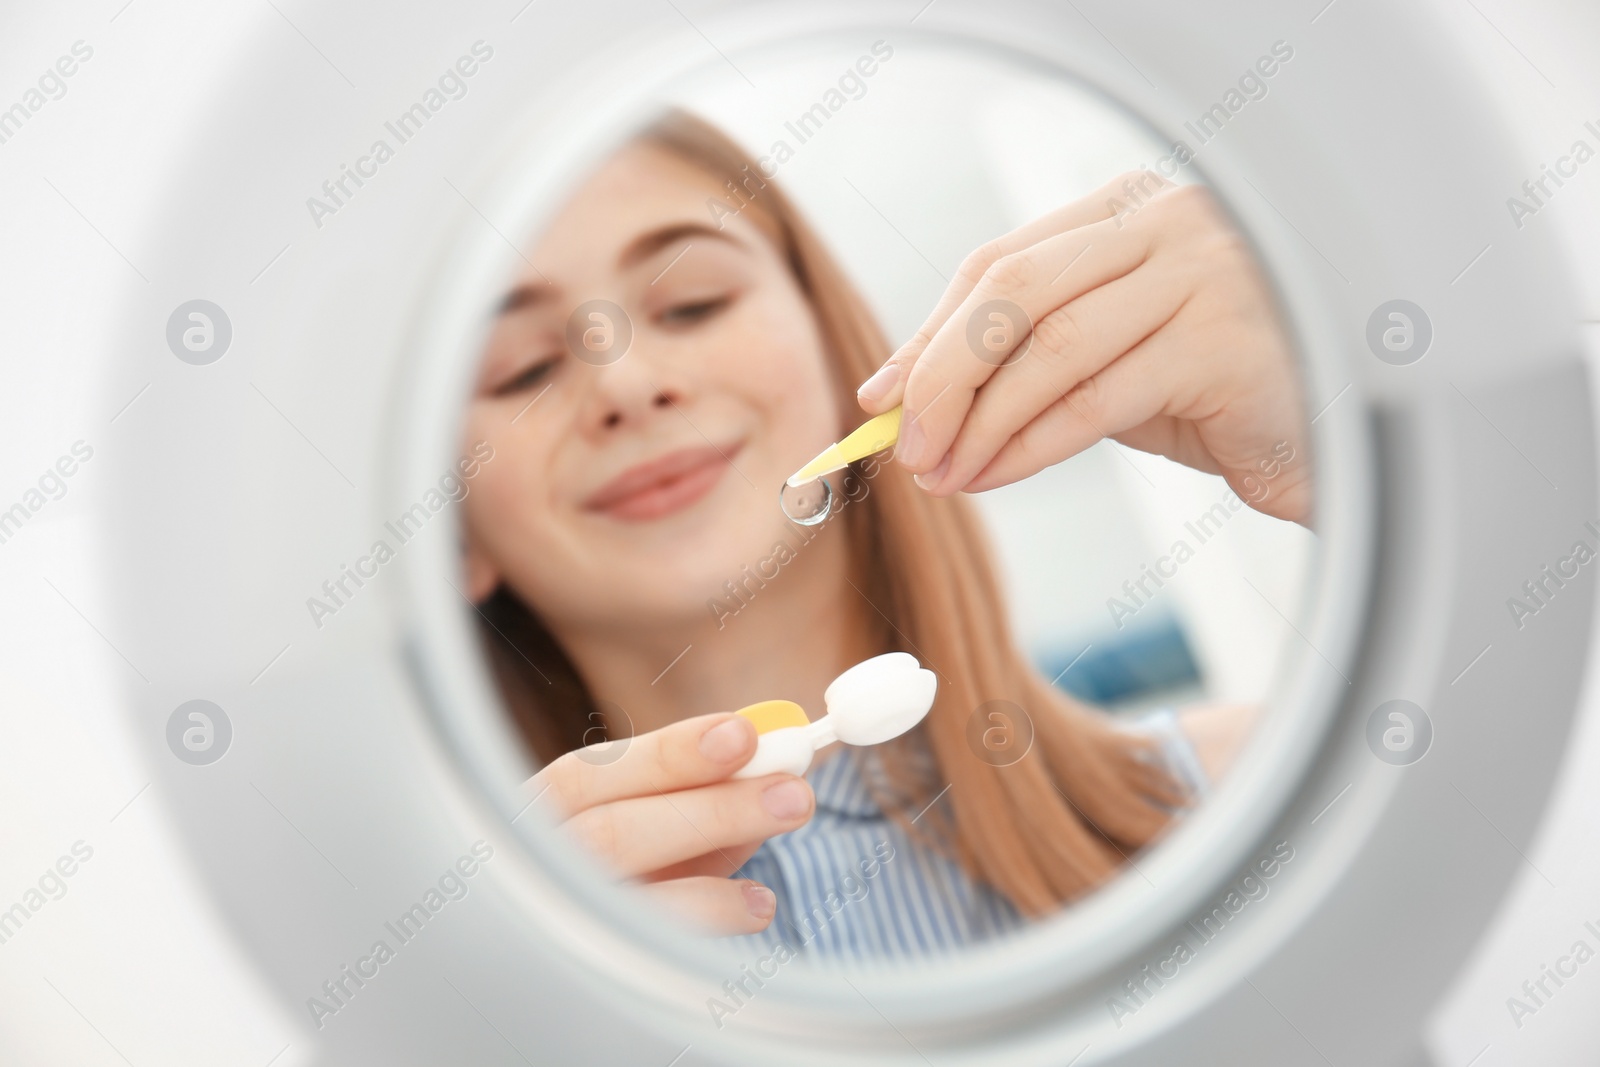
top-left (642, 877), bottom-right (778, 936)
top-left (857, 169), bottom-right (1172, 415)
top-left (528, 712), bottom-right (756, 818)
top-left (919, 253), bottom-right (1192, 493)
top-left (564, 774), bottom-right (814, 878)
top-left (650, 839), bottom-right (764, 882)
top-left (960, 334), bottom-right (1186, 494)
top-left (1113, 416), bottom-right (1225, 477)
top-left (892, 203), bottom-right (1168, 474)
top-left (963, 278), bottom-right (1308, 496)
top-left (860, 168), bottom-right (1172, 411)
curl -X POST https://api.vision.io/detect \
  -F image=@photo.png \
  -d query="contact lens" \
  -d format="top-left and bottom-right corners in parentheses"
top-left (780, 478), bottom-right (833, 526)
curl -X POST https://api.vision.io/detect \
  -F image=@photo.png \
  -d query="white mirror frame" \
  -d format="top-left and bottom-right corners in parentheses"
top-left (385, 8), bottom-right (1375, 1062)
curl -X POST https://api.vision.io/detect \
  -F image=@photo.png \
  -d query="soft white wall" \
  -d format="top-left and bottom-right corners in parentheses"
top-left (0, 8), bottom-right (315, 1067)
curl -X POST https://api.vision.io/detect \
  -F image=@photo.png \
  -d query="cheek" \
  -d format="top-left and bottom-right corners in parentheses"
top-left (461, 406), bottom-right (562, 550)
top-left (704, 293), bottom-right (838, 426)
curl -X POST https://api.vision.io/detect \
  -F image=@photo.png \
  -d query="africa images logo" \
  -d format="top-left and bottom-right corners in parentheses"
top-left (1106, 841), bottom-right (1295, 1028)
top-left (306, 842), bottom-right (494, 1029)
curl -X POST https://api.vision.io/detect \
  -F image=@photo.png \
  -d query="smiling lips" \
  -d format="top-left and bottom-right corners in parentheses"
top-left (584, 443), bottom-right (743, 522)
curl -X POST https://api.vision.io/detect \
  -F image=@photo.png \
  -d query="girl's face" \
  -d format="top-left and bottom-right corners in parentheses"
top-left (461, 141), bottom-right (842, 630)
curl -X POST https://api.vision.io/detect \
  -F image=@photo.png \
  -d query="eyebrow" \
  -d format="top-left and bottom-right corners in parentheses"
top-left (496, 282), bottom-right (556, 316)
top-left (617, 222), bottom-right (747, 269)
top-left (494, 222), bottom-right (749, 316)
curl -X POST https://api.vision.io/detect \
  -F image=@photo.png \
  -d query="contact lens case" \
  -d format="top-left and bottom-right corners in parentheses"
top-left (730, 652), bottom-right (937, 779)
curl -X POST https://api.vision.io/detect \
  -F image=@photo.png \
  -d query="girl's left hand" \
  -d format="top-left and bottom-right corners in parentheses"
top-left (855, 171), bottom-right (1312, 525)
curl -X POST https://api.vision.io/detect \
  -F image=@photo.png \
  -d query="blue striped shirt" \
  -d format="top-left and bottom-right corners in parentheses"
top-left (729, 709), bottom-right (1205, 962)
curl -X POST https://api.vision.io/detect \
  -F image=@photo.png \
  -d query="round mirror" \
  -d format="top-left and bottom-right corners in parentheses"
top-left (391, 26), bottom-right (1366, 1047)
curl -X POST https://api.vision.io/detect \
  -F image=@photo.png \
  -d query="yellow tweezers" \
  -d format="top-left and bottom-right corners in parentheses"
top-left (785, 406), bottom-right (902, 488)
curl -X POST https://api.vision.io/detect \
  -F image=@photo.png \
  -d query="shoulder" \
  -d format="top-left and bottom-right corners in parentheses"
top-left (1117, 703), bottom-right (1258, 798)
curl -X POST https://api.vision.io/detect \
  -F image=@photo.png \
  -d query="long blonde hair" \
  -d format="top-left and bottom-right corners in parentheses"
top-left (479, 110), bottom-right (1183, 915)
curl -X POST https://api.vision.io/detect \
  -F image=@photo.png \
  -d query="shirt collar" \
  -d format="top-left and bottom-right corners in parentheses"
top-left (807, 733), bottom-right (941, 820)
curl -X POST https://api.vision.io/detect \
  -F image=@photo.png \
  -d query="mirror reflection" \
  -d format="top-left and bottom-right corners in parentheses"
top-left (456, 43), bottom-right (1315, 962)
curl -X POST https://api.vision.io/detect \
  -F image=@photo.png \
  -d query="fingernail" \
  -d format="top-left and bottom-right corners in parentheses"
top-left (914, 454), bottom-right (951, 491)
top-left (762, 779), bottom-right (811, 820)
top-left (699, 718), bottom-right (751, 762)
top-left (896, 417), bottom-right (925, 468)
top-left (856, 361), bottom-right (902, 404)
top-left (743, 882), bottom-right (776, 920)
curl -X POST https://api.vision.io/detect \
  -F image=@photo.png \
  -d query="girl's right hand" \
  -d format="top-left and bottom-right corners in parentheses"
top-left (524, 712), bottom-right (815, 935)
top-left (857, 172), bottom-right (1312, 525)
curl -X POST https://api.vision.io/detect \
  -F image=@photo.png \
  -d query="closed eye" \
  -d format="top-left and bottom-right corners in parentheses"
top-left (658, 294), bottom-right (732, 327)
top-left (492, 356), bottom-right (560, 397)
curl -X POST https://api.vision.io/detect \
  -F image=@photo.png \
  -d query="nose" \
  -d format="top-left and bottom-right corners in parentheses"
top-left (581, 345), bottom-right (685, 435)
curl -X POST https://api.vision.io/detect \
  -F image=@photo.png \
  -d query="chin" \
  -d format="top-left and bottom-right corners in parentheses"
top-left (571, 575), bottom-right (738, 633)
top-left (628, 525), bottom-right (780, 607)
